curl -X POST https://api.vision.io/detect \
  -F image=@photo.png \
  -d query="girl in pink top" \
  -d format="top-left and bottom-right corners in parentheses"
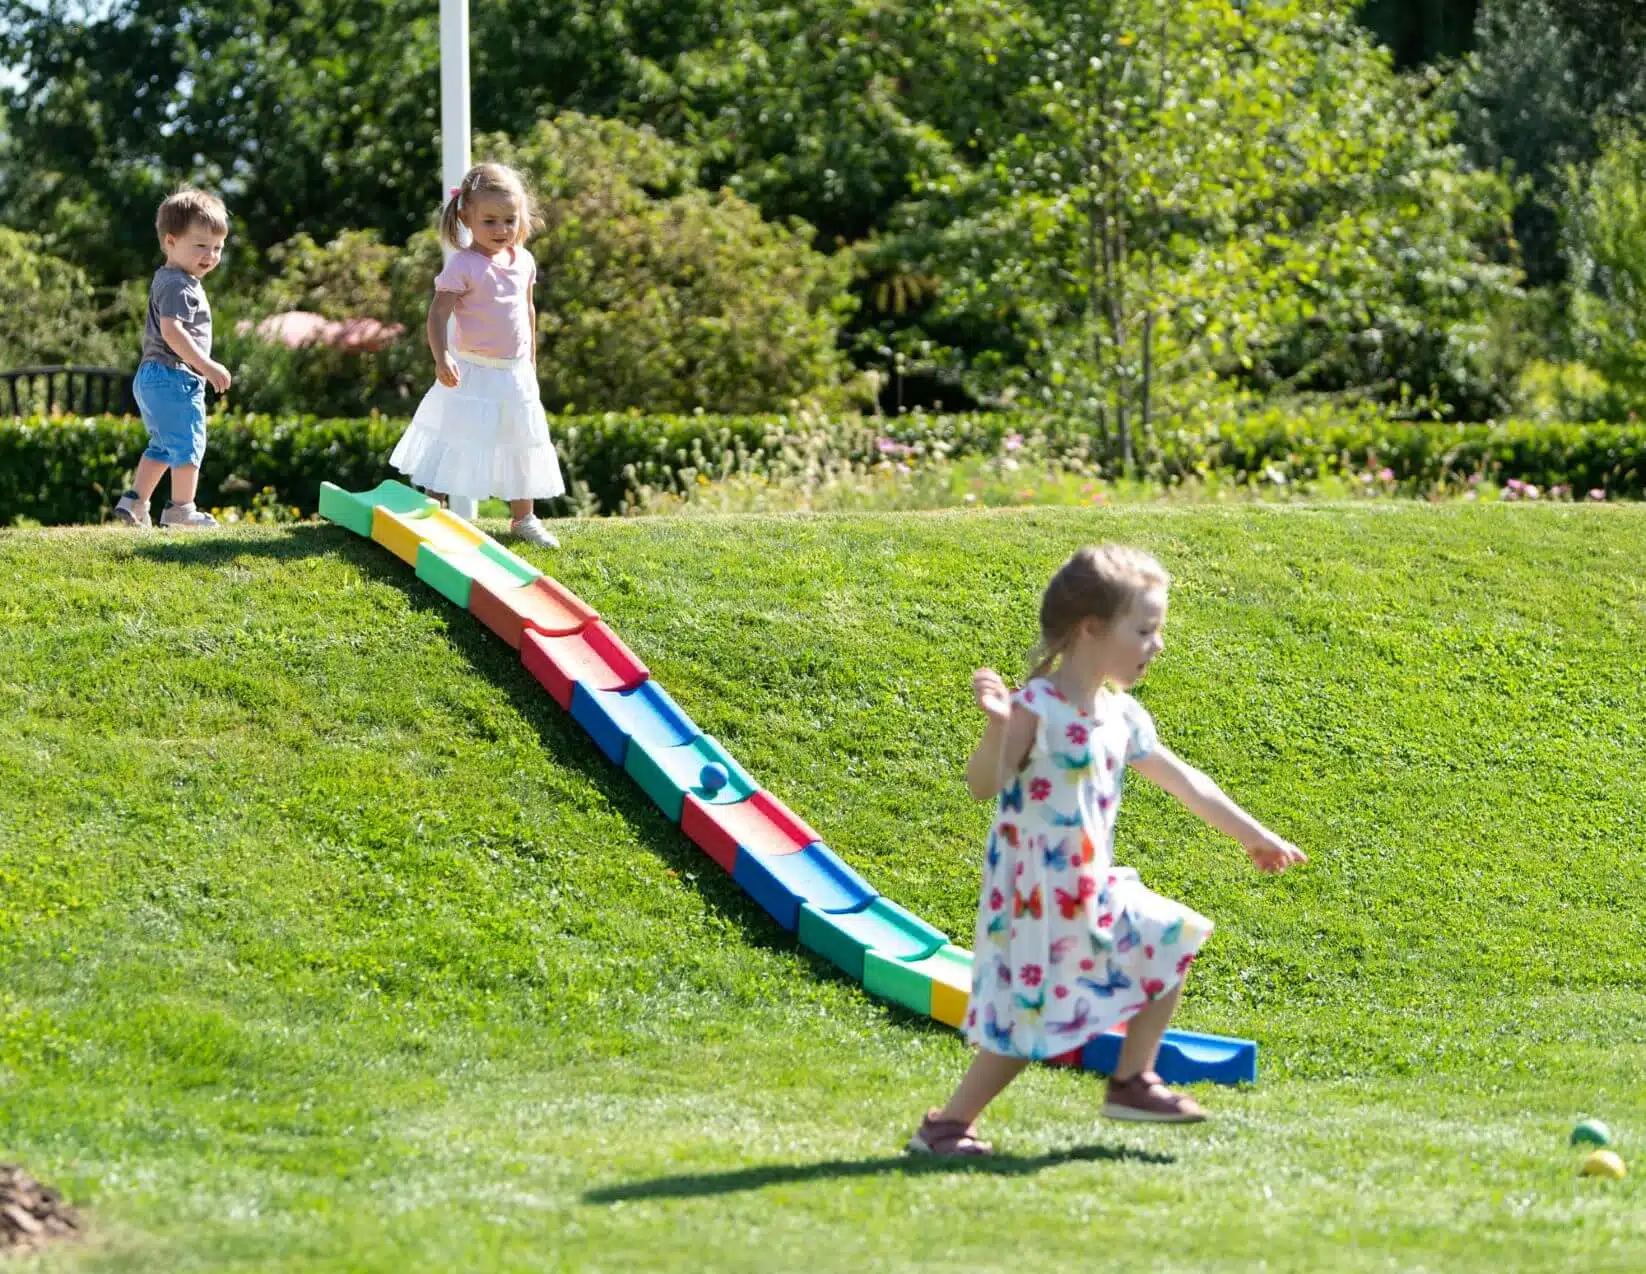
top-left (390, 163), bottom-right (565, 547)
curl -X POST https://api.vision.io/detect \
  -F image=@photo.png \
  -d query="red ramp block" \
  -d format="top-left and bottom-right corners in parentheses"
top-left (680, 790), bottom-right (819, 873)
top-left (797, 897), bottom-right (948, 983)
top-left (864, 942), bottom-right (972, 1024)
top-left (732, 841), bottom-right (875, 933)
top-left (521, 623), bottom-right (647, 709)
top-left (471, 575), bottom-right (598, 650)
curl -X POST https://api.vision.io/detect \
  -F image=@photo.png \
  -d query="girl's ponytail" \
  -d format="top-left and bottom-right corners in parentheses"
top-left (439, 184), bottom-right (467, 251)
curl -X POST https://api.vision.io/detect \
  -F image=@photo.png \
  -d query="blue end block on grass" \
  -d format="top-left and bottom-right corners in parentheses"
top-left (733, 841), bottom-right (876, 933)
top-left (1080, 1027), bottom-right (1257, 1087)
top-left (569, 680), bottom-right (699, 767)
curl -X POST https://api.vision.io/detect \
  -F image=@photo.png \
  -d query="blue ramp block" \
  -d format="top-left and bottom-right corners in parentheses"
top-left (1080, 1027), bottom-right (1257, 1087)
top-left (569, 680), bottom-right (700, 766)
top-left (733, 841), bottom-right (876, 933)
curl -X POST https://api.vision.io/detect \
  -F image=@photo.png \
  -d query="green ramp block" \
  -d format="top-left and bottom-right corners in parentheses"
top-left (415, 539), bottom-right (542, 609)
top-left (625, 734), bottom-right (756, 823)
top-left (864, 943), bottom-right (973, 1021)
top-left (319, 479), bottom-right (435, 538)
top-left (798, 897), bottom-right (948, 983)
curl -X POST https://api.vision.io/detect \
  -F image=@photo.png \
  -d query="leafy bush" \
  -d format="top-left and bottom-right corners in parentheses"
top-left (3, 407), bottom-right (1641, 526)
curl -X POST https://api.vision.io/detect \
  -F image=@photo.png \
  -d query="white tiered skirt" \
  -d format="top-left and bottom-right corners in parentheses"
top-left (390, 351), bottom-right (565, 502)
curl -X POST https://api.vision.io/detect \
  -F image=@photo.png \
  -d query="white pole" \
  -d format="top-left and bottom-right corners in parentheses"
top-left (438, 0), bottom-right (479, 521)
top-left (439, 0), bottom-right (471, 218)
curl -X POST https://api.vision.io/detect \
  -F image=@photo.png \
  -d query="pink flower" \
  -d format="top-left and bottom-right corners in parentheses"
top-left (1005, 432), bottom-right (1023, 452)
top-left (1079, 958), bottom-right (1096, 972)
top-left (1142, 977), bottom-right (1165, 999)
top-left (1029, 778), bottom-right (1052, 801)
top-left (1053, 984), bottom-right (1070, 999)
top-left (1144, 945), bottom-right (1155, 959)
top-left (989, 887), bottom-right (1005, 912)
top-left (1020, 963), bottom-right (1043, 988)
top-left (1066, 723), bottom-right (1088, 745)
top-left (1378, 467), bottom-right (1395, 482)
top-left (1590, 488), bottom-right (1608, 502)
top-left (876, 436), bottom-right (897, 454)
top-left (1176, 952), bottom-right (1197, 975)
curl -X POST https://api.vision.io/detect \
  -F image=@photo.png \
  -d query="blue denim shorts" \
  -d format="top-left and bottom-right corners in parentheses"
top-left (134, 360), bottom-right (208, 468)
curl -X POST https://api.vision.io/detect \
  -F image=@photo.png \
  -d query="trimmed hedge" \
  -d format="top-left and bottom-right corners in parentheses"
top-left (2, 409), bottom-right (1643, 525)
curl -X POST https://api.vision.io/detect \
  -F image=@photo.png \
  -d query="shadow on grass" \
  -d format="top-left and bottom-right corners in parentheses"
top-left (125, 521), bottom-right (343, 565)
top-left (583, 1141), bottom-right (1175, 1202)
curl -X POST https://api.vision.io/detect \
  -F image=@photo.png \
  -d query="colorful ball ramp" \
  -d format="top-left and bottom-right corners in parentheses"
top-left (319, 479), bottom-right (1259, 1086)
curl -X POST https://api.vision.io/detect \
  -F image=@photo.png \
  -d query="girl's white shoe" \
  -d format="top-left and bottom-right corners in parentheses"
top-left (509, 515), bottom-right (560, 549)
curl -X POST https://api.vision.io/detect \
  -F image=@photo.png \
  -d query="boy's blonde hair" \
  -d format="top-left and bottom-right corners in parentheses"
top-left (441, 162), bottom-right (541, 251)
top-left (156, 188), bottom-right (228, 243)
top-left (1029, 544), bottom-right (1170, 678)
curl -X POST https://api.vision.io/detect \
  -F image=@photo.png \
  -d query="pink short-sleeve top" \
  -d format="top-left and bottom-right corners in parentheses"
top-left (434, 246), bottom-right (536, 360)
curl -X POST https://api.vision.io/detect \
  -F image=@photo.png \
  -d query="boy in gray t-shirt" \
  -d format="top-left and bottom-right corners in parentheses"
top-left (112, 188), bottom-right (233, 530)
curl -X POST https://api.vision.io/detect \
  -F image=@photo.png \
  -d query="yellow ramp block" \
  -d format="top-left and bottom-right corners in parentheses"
top-left (372, 505), bottom-right (485, 567)
top-left (929, 949), bottom-right (973, 1028)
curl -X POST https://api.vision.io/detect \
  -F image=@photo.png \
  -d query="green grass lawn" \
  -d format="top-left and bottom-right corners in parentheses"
top-left (3, 504), bottom-right (1645, 1273)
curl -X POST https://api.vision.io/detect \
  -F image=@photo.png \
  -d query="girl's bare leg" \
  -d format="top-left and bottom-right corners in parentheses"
top-left (935, 1050), bottom-right (1031, 1124)
top-left (1115, 979), bottom-right (1184, 1078)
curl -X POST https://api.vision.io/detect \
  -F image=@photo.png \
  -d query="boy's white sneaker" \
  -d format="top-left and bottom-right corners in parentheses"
top-left (510, 515), bottom-right (560, 548)
top-left (159, 502), bottom-right (220, 530)
top-left (113, 491), bottom-right (152, 528)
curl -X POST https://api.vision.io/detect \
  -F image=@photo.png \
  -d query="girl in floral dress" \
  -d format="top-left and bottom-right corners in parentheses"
top-left (908, 544), bottom-right (1308, 1156)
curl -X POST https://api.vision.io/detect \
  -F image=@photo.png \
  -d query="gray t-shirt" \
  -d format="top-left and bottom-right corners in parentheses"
top-left (140, 266), bottom-right (212, 371)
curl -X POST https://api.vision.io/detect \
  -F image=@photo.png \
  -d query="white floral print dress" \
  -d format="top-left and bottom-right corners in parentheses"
top-left (963, 678), bottom-right (1214, 1060)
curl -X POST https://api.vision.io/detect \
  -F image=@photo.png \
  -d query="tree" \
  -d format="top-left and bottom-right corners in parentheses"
top-left (1451, 0), bottom-right (1646, 287)
top-left (1564, 127), bottom-right (1646, 411)
top-left (0, 228), bottom-right (121, 370)
top-left (1356, 0), bottom-right (1479, 68)
top-left (0, 0), bottom-right (444, 288)
top-left (883, 0), bottom-right (1519, 453)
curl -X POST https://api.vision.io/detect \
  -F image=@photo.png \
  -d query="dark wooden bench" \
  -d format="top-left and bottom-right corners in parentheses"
top-left (0, 366), bottom-right (136, 417)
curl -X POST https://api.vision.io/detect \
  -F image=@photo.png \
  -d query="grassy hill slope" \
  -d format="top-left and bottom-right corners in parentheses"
top-left (2, 504), bottom-right (1644, 1272)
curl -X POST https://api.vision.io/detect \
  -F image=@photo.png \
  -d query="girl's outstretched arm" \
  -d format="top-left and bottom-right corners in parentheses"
top-left (1131, 746), bottom-right (1307, 874)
